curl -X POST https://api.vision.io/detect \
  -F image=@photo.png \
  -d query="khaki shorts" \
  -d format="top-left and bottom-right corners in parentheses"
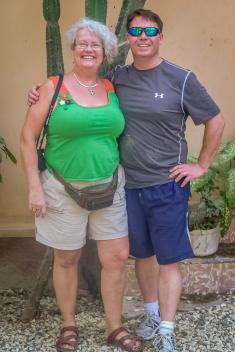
top-left (35, 165), bottom-right (128, 250)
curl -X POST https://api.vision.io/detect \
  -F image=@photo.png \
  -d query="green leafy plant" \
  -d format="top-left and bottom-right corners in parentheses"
top-left (0, 136), bottom-right (17, 183)
top-left (189, 138), bottom-right (235, 236)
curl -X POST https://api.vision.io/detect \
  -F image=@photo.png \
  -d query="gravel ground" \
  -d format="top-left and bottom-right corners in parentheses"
top-left (0, 289), bottom-right (234, 352)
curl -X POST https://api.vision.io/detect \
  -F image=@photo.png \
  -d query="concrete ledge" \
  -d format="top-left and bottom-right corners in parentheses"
top-left (0, 217), bottom-right (34, 238)
top-left (125, 245), bottom-right (235, 296)
top-left (0, 237), bottom-right (234, 295)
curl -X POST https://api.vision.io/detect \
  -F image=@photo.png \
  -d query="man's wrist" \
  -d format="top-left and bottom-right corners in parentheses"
top-left (197, 161), bottom-right (209, 173)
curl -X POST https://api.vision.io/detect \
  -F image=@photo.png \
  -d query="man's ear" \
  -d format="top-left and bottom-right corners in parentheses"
top-left (159, 33), bottom-right (164, 45)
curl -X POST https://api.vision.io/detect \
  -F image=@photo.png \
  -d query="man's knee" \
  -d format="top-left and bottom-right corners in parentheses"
top-left (159, 262), bottom-right (180, 273)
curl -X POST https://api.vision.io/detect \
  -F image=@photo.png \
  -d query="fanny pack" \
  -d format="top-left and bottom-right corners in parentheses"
top-left (52, 167), bottom-right (119, 211)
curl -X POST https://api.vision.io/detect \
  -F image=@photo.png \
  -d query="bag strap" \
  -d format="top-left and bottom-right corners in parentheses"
top-left (52, 166), bottom-right (118, 193)
top-left (37, 74), bottom-right (64, 149)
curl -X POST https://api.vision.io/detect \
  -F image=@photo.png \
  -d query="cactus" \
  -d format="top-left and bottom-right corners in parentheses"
top-left (85, 0), bottom-right (107, 23)
top-left (43, 0), bottom-right (64, 76)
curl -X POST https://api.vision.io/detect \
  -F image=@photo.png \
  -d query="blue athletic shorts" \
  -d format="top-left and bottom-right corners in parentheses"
top-left (125, 181), bottom-right (194, 265)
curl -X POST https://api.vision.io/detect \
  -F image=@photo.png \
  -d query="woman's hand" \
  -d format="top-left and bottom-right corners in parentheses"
top-left (27, 84), bottom-right (41, 106)
top-left (29, 185), bottom-right (47, 217)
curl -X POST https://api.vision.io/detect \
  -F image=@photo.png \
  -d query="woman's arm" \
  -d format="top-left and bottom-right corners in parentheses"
top-left (20, 79), bottom-right (54, 217)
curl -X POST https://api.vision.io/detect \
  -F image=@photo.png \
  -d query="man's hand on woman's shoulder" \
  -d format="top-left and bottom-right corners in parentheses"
top-left (27, 84), bottom-right (41, 106)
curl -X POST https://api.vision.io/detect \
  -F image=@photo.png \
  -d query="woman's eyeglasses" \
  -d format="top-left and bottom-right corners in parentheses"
top-left (75, 42), bottom-right (103, 50)
top-left (128, 27), bottom-right (160, 37)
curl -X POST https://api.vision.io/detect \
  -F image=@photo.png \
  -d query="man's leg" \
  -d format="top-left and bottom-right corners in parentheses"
top-left (158, 263), bottom-right (182, 321)
top-left (135, 256), bottom-right (159, 303)
top-left (126, 188), bottom-right (158, 303)
top-left (145, 181), bottom-right (193, 351)
top-left (125, 188), bottom-right (160, 340)
top-left (135, 256), bottom-right (161, 340)
top-left (153, 263), bottom-right (181, 351)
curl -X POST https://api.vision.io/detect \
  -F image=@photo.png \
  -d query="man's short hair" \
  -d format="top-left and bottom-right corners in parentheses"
top-left (126, 8), bottom-right (163, 32)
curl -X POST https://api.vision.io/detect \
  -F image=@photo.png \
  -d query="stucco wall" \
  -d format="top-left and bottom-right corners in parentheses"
top-left (0, 0), bottom-right (234, 222)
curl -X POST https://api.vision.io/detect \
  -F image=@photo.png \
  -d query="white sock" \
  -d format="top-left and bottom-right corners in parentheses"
top-left (145, 301), bottom-right (160, 316)
top-left (159, 321), bottom-right (175, 335)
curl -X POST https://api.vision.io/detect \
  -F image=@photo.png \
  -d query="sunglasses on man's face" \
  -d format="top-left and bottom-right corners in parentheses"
top-left (128, 27), bottom-right (160, 37)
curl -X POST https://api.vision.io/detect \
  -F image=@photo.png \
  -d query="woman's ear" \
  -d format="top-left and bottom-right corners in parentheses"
top-left (102, 56), bottom-right (107, 65)
top-left (126, 32), bottom-right (131, 45)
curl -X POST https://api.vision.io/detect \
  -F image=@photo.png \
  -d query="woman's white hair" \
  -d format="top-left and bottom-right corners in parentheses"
top-left (66, 18), bottom-right (118, 64)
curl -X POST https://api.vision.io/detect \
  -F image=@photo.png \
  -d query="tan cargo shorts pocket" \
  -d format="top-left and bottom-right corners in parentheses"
top-left (40, 170), bottom-right (64, 213)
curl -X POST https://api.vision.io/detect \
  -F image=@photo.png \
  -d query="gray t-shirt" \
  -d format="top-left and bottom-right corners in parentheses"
top-left (108, 60), bottom-right (220, 188)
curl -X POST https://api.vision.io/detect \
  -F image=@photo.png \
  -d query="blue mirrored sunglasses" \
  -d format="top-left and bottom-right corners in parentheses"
top-left (128, 27), bottom-right (160, 37)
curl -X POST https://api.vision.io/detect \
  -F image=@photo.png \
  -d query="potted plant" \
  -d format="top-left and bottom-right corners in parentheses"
top-left (188, 138), bottom-right (235, 256)
top-left (0, 136), bottom-right (17, 182)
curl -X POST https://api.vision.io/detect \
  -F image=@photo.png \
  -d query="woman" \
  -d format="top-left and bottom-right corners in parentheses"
top-left (21, 18), bottom-right (143, 352)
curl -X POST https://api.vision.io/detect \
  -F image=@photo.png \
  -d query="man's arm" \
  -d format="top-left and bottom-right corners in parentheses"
top-left (169, 113), bottom-right (225, 187)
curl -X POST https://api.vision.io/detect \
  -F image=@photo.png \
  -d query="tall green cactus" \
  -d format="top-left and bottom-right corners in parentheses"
top-left (85, 0), bottom-right (107, 23)
top-left (43, 0), bottom-right (64, 76)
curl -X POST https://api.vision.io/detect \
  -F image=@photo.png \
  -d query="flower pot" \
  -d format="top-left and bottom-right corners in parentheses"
top-left (190, 226), bottom-right (220, 256)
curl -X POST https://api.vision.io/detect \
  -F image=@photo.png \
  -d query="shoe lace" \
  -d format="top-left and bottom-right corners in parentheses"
top-left (139, 312), bottom-right (160, 329)
top-left (153, 333), bottom-right (177, 351)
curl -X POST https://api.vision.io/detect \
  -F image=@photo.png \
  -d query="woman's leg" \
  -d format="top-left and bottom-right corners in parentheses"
top-left (96, 236), bottom-right (129, 334)
top-left (53, 248), bottom-right (82, 327)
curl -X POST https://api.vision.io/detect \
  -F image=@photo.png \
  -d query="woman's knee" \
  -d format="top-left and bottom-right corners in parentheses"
top-left (101, 246), bottom-right (129, 270)
top-left (54, 249), bottom-right (81, 269)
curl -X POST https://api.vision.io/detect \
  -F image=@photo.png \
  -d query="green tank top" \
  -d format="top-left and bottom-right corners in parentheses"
top-left (45, 77), bottom-right (125, 181)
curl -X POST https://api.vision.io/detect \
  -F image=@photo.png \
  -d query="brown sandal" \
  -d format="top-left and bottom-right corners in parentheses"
top-left (56, 326), bottom-right (79, 352)
top-left (107, 327), bottom-right (144, 352)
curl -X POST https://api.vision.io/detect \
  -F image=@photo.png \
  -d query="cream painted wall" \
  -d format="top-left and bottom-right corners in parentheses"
top-left (0, 0), bottom-right (234, 220)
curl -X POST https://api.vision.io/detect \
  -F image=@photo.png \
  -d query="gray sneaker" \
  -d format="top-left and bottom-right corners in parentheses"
top-left (153, 332), bottom-right (177, 352)
top-left (135, 313), bottom-right (161, 340)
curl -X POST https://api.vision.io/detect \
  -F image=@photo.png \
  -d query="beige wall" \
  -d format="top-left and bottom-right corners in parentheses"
top-left (1, 0), bottom-right (234, 221)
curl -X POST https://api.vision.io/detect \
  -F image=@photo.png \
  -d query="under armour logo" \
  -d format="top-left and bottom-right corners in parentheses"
top-left (154, 93), bottom-right (164, 98)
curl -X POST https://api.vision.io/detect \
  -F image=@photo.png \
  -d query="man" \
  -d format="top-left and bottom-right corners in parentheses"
top-left (108, 8), bottom-right (224, 351)
top-left (28, 9), bottom-right (225, 352)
